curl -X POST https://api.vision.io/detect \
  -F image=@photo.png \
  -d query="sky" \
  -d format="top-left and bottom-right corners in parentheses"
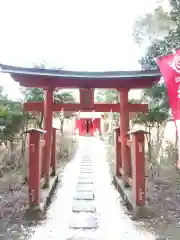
top-left (0, 0), bottom-right (160, 100)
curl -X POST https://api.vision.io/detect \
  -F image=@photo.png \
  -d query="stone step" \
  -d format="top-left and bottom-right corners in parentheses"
top-left (76, 184), bottom-right (94, 191)
top-left (74, 191), bottom-right (94, 200)
top-left (80, 164), bottom-right (92, 167)
top-left (80, 169), bottom-right (93, 174)
top-left (78, 174), bottom-right (93, 179)
top-left (72, 200), bottom-right (96, 213)
top-left (67, 229), bottom-right (99, 240)
top-left (78, 179), bottom-right (94, 184)
top-left (69, 213), bottom-right (97, 229)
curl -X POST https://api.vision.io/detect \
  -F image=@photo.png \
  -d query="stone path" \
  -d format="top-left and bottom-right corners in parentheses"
top-left (66, 138), bottom-right (155, 240)
top-left (0, 137), bottom-right (161, 239)
top-left (68, 150), bottom-right (98, 239)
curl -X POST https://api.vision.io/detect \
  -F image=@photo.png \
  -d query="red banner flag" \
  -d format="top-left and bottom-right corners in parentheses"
top-left (157, 49), bottom-right (180, 168)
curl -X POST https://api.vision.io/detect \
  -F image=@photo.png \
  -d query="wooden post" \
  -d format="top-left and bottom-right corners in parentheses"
top-left (114, 127), bottom-right (122, 176)
top-left (27, 128), bottom-right (46, 207)
top-left (90, 120), bottom-right (93, 136)
top-left (51, 127), bottom-right (57, 176)
top-left (80, 88), bottom-right (94, 110)
top-left (119, 89), bottom-right (131, 184)
top-left (43, 88), bottom-right (53, 188)
top-left (130, 130), bottom-right (147, 206)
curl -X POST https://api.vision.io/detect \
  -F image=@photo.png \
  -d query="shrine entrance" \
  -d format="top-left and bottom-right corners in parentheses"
top-left (0, 64), bottom-right (161, 217)
top-left (79, 119), bottom-right (93, 136)
top-left (85, 119), bottom-right (92, 134)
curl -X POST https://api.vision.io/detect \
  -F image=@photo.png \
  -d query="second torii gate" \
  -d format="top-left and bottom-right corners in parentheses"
top-left (0, 64), bottom-right (161, 211)
top-left (24, 88), bottom-right (148, 139)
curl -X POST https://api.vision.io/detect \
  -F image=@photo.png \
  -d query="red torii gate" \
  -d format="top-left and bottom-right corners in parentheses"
top-left (0, 64), bottom-right (161, 214)
top-left (24, 101), bottom-right (148, 113)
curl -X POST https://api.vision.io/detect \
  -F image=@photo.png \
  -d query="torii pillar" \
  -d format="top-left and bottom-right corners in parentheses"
top-left (43, 87), bottom-right (54, 188)
top-left (119, 89), bottom-right (131, 185)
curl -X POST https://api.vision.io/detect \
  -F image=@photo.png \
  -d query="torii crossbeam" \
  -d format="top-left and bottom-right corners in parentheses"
top-left (24, 102), bottom-right (148, 113)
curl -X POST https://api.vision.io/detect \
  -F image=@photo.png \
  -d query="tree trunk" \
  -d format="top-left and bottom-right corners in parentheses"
top-left (60, 118), bottom-right (64, 135)
top-left (148, 126), bottom-right (152, 163)
top-left (37, 113), bottom-right (44, 129)
top-left (175, 129), bottom-right (179, 163)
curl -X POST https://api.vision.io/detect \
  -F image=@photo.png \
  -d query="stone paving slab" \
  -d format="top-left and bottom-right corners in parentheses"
top-left (81, 160), bottom-right (91, 162)
top-left (67, 230), bottom-right (99, 240)
top-left (80, 169), bottom-right (93, 173)
top-left (78, 174), bottom-right (93, 179)
top-left (78, 179), bottom-right (94, 184)
top-left (79, 172), bottom-right (92, 175)
top-left (72, 200), bottom-right (96, 213)
top-left (81, 161), bottom-right (92, 163)
top-left (76, 184), bottom-right (94, 192)
top-left (76, 188), bottom-right (93, 192)
top-left (78, 173), bottom-right (93, 179)
top-left (80, 171), bottom-right (93, 175)
top-left (81, 161), bottom-right (92, 164)
top-left (67, 236), bottom-right (97, 240)
top-left (80, 165), bottom-right (92, 168)
top-left (80, 166), bottom-right (92, 168)
top-left (74, 191), bottom-right (94, 200)
top-left (80, 166), bottom-right (92, 170)
top-left (69, 213), bottom-right (97, 229)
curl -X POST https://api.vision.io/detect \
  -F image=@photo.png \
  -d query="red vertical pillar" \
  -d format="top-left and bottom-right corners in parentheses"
top-left (43, 88), bottom-right (53, 188)
top-left (97, 118), bottom-right (100, 132)
top-left (27, 129), bottom-right (46, 207)
top-left (79, 119), bottom-right (82, 136)
top-left (39, 139), bottom-right (45, 178)
top-left (114, 127), bottom-right (122, 176)
top-left (131, 130), bottom-right (146, 206)
top-left (51, 128), bottom-right (57, 176)
top-left (92, 119), bottom-right (95, 135)
top-left (119, 89), bottom-right (131, 184)
top-left (91, 120), bottom-right (94, 136)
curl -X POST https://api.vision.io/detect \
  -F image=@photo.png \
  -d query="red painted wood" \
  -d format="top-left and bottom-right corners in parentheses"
top-left (89, 120), bottom-right (94, 135)
top-left (24, 102), bottom-right (148, 113)
top-left (80, 89), bottom-right (94, 109)
top-left (79, 119), bottom-right (84, 136)
top-left (51, 128), bottom-right (56, 176)
top-left (28, 130), bottom-right (41, 206)
top-left (76, 118), bottom-right (97, 136)
top-left (119, 90), bottom-right (131, 184)
top-left (114, 127), bottom-right (122, 176)
top-left (40, 140), bottom-right (45, 178)
top-left (131, 131), bottom-right (146, 206)
top-left (43, 88), bottom-right (53, 187)
top-left (12, 74), bottom-right (159, 88)
top-left (93, 118), bottom-right (100, 132)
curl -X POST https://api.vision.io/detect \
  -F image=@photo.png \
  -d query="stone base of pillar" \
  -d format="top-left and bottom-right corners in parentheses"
top-left (25, 205), bottom-right (45, 221)
top-left (51, 171), bottom-right (56, 177)
top-left (25, 173), bottom-right (59, 220)
top-left (43, 177), bottom-right (50, 189)
top-left (113, 175), bottom-right (153, 219)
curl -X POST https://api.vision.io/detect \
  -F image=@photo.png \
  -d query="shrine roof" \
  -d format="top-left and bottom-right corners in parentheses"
top-left (0, 64), bottom-right (161, 88)
top-left (0, 64), bottom-right (161, 79)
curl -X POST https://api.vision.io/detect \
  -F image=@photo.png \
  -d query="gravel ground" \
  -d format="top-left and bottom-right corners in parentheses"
top-left (104, 141), bottom-right (180, 239)
top-left (1, 136), bottom-right (179, 239)
top-left (0, 138), bottom-right (78, 240)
